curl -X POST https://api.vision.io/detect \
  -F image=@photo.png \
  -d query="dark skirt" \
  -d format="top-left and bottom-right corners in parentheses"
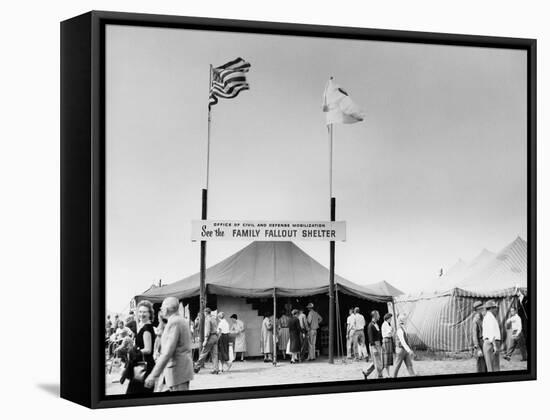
top-left (218, 333), bottom-right (230, 362)
top-left (125, 354), bottom-right (155, 395)
top-left (289, 330), bottom-right (301, 353)
top-left (382, 337), bottom-right (394, 367)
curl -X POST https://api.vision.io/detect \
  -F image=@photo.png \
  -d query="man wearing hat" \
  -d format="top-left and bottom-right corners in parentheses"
top-left (481, 300), bottom-right (501, 372)
top-left (306, 303), bottom-right (323, 361)
top-left (471, 301), bottom-right (486, 373)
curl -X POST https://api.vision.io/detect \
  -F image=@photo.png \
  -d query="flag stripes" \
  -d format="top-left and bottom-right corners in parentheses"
top-left (209, 57), bottom-right (250, 109)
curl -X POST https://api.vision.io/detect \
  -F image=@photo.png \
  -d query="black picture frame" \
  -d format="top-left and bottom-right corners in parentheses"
top-left (60, 10), bottom-right (537, 409)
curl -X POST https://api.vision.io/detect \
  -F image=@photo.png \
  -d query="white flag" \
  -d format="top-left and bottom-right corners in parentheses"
top-left (322, 78), bottom-right (365, 125)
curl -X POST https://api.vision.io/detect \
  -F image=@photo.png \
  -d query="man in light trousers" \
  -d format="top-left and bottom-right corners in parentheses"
top-left (306, 303), bottom-right (323, 361)
top-left (482, 300), bottom-right (501, 372)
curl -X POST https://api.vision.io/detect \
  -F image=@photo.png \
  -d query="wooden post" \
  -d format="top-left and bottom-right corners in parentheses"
top-left (329, 197), bottom-right (336, 364)
top-left (273, 289), bottom-right (277, 365)
top-left (199, 66), bottom-right (213, 349)
top-left (391, 299), bottom-right (398, 334)
top-left (199, 189), bottom-right (207, 348)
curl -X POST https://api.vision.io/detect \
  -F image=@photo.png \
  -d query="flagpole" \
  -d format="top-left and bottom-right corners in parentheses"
top-left (328, 123), bottom-right (336, 364)
top-left (206, 65), bottom-right (213, 191)
top-left (199, 65), bottom-right (213, 349)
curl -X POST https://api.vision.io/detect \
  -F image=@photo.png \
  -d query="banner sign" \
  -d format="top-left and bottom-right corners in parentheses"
top-left (191, 220), bottom-right (346, 242)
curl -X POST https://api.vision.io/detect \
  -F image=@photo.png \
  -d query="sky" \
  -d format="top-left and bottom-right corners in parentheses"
top-left (105, 24), bottom-right (527, 312)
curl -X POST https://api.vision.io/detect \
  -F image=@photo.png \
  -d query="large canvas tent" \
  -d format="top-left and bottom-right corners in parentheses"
top-left (394, 236), bottom-right (527, 352)
top-left (135, 241), bottom-right (403, 356)
top-left (136, 241), bottom-right (402, 302)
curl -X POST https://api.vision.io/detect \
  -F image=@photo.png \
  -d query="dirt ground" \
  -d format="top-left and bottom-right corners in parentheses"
top-left (105, 353), bottom-right (527, 395)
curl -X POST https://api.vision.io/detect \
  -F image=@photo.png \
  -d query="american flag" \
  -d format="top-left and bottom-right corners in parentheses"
top-left (209, 57), bottom-right (250, 110)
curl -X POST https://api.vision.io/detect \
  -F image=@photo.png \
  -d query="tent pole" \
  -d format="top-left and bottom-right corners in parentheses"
top-left (391, 298), bottom-right (398, 333)
top-left (273, 288), bottom-right (277, 366)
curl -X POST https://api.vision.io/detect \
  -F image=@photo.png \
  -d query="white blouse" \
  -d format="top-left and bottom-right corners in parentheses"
top-left (218, 318), bottom-right (230, 334)
top-left (381, 321), bottom-right (393, 338)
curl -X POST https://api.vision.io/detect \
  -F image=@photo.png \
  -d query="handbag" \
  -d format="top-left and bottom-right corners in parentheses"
top-left (133, 352), bottom-right (148, 382)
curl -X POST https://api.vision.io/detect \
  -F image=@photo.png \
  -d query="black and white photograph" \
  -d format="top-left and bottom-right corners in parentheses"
top-left (101, 20), bottom-right (532, 397)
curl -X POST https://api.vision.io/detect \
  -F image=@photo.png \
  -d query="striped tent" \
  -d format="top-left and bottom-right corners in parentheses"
top-left (394, 236), bottom-right (527, 352)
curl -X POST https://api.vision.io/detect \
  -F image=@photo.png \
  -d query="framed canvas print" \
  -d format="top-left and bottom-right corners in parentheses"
top-left (60, 11), bottom-right (536, 408)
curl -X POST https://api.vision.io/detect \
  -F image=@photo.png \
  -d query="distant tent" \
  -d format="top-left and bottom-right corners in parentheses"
top-left (394, 237), bottom-right (527, 352)
top-left (136, 241), bottom-right (403, 303)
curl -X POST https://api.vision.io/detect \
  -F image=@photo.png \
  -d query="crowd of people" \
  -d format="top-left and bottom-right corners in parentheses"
top-left (193, 309), bottom-right (247, 374)
top-left (471, 300), bottom-right (527, 373)
top-left (105, 296), bottom-right (527, 393)
top-left (106, 298), bottom-right (194, 393)
top-left (345, 307), bottom-right (416, 379)
top-left (258, 303), bottom-right (323, 364)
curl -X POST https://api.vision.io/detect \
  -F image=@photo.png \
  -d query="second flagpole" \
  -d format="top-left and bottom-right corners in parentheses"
top-left (328, 123), bottom-right (336, 364)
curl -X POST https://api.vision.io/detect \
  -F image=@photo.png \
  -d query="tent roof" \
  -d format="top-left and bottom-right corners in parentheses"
top-left (136, 241), bottom-right (402, 303)
top-left (396, 236), bottom-right (527, 302)
top-left (455, 236), bottom-right (526, 293)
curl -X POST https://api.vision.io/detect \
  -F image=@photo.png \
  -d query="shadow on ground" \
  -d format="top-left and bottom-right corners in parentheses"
top-left (37, 383), bottom-right (60, 397)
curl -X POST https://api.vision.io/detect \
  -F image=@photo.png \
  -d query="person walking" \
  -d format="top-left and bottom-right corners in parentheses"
top-left (471, 301), bottom-right (486, 373)
top-left (392, 314), bottom-right (416, 378)
top-left (381, 313), bottom-right (394, 377)
top-left (260, 313), bottom-right (275, 362)
top-left (217, 312), bottom-right (232, 372)
top-left (363, 310), bottom-right (384, 379)
top-left (124, 300), bottom-right (156, 394)
top-left (504, 307), bottom-right (527, 361)
top-left (482, 300), bottom-right (501, 372)
top-left (306, 303), bottom-right (323, 361)
top-left (144, 297), bottom-right (194, 392)
top-left (288, 309), bottom-right (302, 363)
top-left (194, 308), bottom-right (220, 374)
top-left (230, 314), bottom-right (247, 361)
top-left (278, 311), bottom-right (290, 360)
top-left (352, 307), bottom-right (367, 360)
top-left (346, 308), bottom-right (356, 359)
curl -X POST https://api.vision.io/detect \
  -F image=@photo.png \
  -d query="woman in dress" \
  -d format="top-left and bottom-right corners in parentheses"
top-left (217, 312), bottom-right (232, 372)
top-left (230, 314), bottom-right (247, 361)
top-left (260, 313), bottom-right (274, 362)
top-left (124, 300), bottom-right (156, 394)
top-left (381, 313), bottom-right (394, 377)
top-left (288, 309), bottom-right (302, 363)
top-left (278, 311), bottom-right (290, 360)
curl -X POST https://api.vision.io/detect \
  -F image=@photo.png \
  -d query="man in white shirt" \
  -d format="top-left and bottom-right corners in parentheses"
top-left (481, 300), bottom-right (501, 372)
top-left (352, 307), bottom-right (366, 360)
top-left (504, 307), bottom-right (527, 361)
top-left (346, 308), bottom-right (356, 359)
top-left (392, 314), bottom-right (416, 377)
